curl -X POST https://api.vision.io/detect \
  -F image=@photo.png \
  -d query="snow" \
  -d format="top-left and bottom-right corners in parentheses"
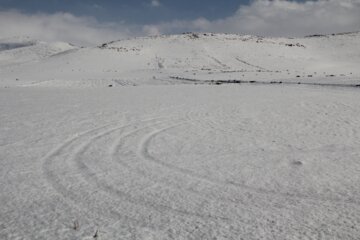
top-left (1, 33), bottom-right (360, 239)
top-left (0, 37), bottom-right (77, 68)
top-left (0, 32), bottom-right (359, 87)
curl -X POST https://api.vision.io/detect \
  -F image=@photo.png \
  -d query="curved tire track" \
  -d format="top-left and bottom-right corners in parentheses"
top-left (138, 123), bottom-right (360, 207)
top-left (42, 115), bottom-right (231, 231)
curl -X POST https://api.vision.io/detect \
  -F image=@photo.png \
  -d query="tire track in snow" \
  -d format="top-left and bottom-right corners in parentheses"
top-left (235, 57), bottom-right (271, 72)
top-left (73, 118), bottom-right (229, 222)
top-left (106, 109), bottom-right (266, 226)
top-left (42, 116), bottom-right (196, 232)
top-left (110, 108), bottom-right (223, 199)
top-left (42, 111), bottom-right (231, 234)
top-left (41, 120), bottom-right (146, 232)
top-left (41, 104), bottom-right (185, 199)
top-left (207, 55), bottom-right (230, 70)
top-left (138, 122), bottom-right (360, 207)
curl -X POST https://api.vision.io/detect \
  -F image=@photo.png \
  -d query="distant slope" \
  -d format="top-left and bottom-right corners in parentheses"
top-left (0, 37), bottom-right (77, 68)
top-left (1, 32), bottom-right (359, 87)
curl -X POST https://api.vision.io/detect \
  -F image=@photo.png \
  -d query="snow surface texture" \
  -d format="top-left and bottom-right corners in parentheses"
top-left (0, 33), bottom-right (360, 240)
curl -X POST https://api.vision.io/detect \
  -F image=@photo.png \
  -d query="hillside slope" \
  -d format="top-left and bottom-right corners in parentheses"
top-left (1, 32), bottom-right (359, 87)
top-left (0, 37), bottom-right (77, 68)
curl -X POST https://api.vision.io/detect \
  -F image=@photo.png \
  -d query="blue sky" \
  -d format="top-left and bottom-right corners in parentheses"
top-left (0, 0), bottom-right (359, 46)
top-left (0, 0), bottom-right (305, 24)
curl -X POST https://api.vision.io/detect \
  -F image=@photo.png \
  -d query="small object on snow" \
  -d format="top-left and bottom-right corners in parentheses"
top-left (73, 220), bottom-right (79, 230)
top-left (108, 84), bottom-right (113, 87)
top-left (293, 161), bottom-right (303, 166)
top-left (93, 229), bottom-right (99, 239)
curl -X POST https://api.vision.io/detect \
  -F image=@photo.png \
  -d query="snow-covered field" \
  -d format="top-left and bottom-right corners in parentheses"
top-left (1, 33), bottom-right (360, 239)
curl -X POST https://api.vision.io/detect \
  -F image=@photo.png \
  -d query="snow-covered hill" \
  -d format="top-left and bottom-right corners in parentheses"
top-left (0, 37), bottom-right (77, 69)
top-left (0, 32), bottom-right (359, 87)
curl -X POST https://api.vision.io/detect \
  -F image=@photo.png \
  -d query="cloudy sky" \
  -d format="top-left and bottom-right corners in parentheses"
top-left (0, 0), bottom-right (359, 46)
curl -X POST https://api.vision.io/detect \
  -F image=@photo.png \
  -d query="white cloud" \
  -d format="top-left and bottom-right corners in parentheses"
top-left (0, 0), bottom-right (359, 46)
top-left (145, 0), bottom-right (360, 37)
top-left (0, 10), bottom-right (133, 46)
top-left (151, 0), bottom-right (161, 7)
top-left (143, 25), bottom-right (161, 36)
